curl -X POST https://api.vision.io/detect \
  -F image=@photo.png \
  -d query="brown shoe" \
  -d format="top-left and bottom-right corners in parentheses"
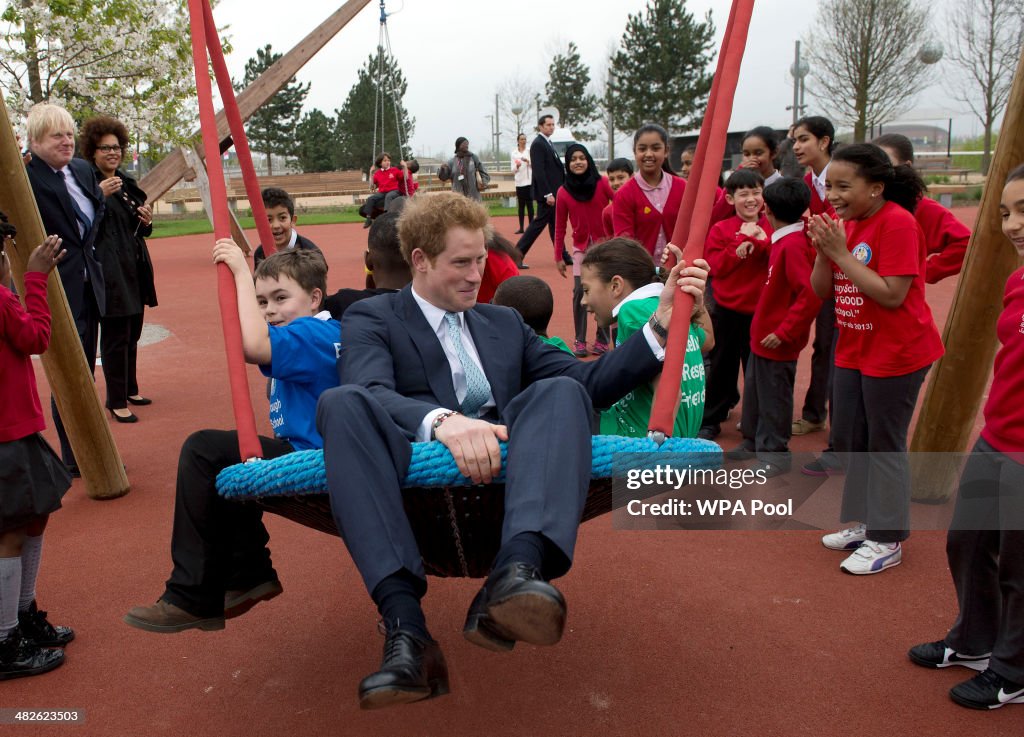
top-left (224, 580), bottom-right (283, 620)
top-left (791, 418), bottom-right (826, 436)
top-left (123, 599), bottom-right (225, 634)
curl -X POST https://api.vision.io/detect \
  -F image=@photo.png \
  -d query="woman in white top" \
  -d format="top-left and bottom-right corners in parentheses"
top-left (511, 132), bottom-right (534, 233)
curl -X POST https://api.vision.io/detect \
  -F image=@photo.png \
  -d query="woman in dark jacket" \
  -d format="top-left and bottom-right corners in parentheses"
top-left (79, 116), bottom-right (157, 423)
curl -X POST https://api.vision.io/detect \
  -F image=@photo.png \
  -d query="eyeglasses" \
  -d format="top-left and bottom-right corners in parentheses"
top-left (96, 145), bottom-right (125, 153)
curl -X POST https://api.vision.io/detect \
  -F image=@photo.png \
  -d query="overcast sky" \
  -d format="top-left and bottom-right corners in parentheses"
top-left (214, 0), bottom-right (978, 160)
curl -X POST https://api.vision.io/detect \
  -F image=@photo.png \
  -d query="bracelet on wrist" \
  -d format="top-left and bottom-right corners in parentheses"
top-left (647, 314), bottom-right (669, 341)
top-left (431, 410), bottom-right (460, 438)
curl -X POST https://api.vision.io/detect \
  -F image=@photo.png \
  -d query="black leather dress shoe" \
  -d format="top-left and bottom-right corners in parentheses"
top-left (463, 562), bottom-right (566, 650)
top-left (358, 630), bottom-right (449, 710)
top-left (127, 395), bottom-right (152, 406)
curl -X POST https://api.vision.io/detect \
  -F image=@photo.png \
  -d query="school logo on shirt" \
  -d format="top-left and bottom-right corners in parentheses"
top-left (852, 242), bottom-right (873, 264)
top-left (643, 206), bottom-right (652, 215)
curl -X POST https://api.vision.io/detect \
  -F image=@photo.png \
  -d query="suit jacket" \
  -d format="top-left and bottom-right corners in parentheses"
top-left (26, 156), bottom-right (106, 317)
top-left (338, 284), bottom-right (663, 440)
top-left (530, 134), bottom-right (565, 203)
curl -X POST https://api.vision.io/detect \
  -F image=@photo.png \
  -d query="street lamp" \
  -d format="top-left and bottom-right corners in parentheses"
top-left (511, 105), bottom-right (523, 137)
top-left (787, 40), bottom-right (810, 125)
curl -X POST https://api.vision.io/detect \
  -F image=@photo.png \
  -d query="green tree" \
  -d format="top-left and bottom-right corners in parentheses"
top-left (608, 0), bottom-right (715, 134)
top-left (235, 44), bottom-right (309, 175)
top-left (0, 0), bottom-right (224, 154)
top-left (333, 49), bottom-right (414, 173)
top-left (805, 0), bottom-right (934, 143)
top-left (544, 42), bottom-right (599, 140)
top-left (294, 109), bottom-right (337, 173)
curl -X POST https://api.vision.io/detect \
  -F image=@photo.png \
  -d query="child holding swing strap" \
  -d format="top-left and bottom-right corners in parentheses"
top-left (808, 144), bottom-right (944, 575)
top-left (581, 239), bottom-right (713, 439)
top-left (907, 163), bottom-right (1024, 710)
top-left (0, 215), bottom-right (72, 680)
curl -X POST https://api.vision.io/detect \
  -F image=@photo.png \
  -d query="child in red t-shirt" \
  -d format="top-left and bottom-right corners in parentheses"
top-left (808, 144), bottom-right (944, 576)
top-left (907, 163), bottom-right (1024, 709)
top-left (727, 178), bottom-right (820, 474)
top-left (873, 134), bottom-right (972, 284)
top-left (359, 151), bottom-right (403, 227)
top-left (0, 220), bottom-right (72, 680)
top-left (698, 169), bottom-right (773, 440)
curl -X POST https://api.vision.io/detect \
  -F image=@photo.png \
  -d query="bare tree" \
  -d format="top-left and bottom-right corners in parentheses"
top-left (947, 0), bottom-right (1024, 173)
top-left (496, 75), bottom-right (540, 146)
top-left (805, 0), bottom-right (933, 142)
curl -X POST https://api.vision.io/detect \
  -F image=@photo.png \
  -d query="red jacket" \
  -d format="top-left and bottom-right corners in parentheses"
top-left (478, 249), bottom-right (519, 305)
top-left (612, 174), bottom-right (686, 256)
top-left (372, 167), bottom-right (401, 194)
top-left (0, 272), bottom-right (51, 442)
top-left (750, 226), bottom-right (822, 361)
top-left (704, 214), bottom-right (773, 314)
top-left (916, 196), bottom-right (971, 283)
top-left (804, 171), bottom-right (836, 217)
top-left (554, 178), bottom-right (614, 261)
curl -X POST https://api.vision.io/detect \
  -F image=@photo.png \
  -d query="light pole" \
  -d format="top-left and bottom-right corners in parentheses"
top-left (787, 40), bottom-right (810, 126)
top-left (511, 105), bottom-right (523, 138)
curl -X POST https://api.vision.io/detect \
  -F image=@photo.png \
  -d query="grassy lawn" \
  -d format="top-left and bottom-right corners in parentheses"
top-left (150, 203), bottom-right (519, 239)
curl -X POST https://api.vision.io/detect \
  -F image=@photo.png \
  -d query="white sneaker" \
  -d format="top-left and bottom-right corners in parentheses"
top-left (821, 523), bottom-right (866, 550)
top-left (840, 540), bottom-right (902, 575)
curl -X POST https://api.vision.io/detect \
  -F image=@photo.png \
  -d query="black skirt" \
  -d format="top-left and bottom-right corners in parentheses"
top-left (0, 433), bottom-right (72, 532)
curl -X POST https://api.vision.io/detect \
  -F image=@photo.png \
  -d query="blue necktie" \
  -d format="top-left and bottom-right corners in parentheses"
top-left (62, 169), bottom-right (92, 236)
top-left (444, 312), bottom-right (491, 419)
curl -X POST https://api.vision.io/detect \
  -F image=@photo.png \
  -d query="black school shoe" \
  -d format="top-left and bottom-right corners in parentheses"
top-left (950, 668), bottom-right (1024, 709)
top-left (0, 627), bottom-right (64, 681)
top-left (18, 601), bottom-right (74, 647)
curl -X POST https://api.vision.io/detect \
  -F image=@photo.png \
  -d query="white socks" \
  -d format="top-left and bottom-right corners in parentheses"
top-left (18, 534), bottom-right (43, 612)
top-left (0, 557), bottom-right (22, 641)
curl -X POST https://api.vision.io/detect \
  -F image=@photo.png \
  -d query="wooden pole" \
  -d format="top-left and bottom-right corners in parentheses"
top-left (0, 102), bottom-right (129, 500)
top-left (909, 48), bottom-right (1024, 502)
top-left (140, 0), bottom-right (372, 203)
top-left (181, 146), bottom-right (252, 256)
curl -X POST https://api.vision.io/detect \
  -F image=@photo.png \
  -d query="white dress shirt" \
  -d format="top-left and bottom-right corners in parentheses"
top-left (57, 165), bottom-right (97, 236)
top-left (810, 161), bottom-right (830, 201)
top-left (512, 148), bottom-right (532, 188)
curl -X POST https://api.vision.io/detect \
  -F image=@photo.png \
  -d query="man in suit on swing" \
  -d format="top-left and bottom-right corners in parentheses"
top-left (317, 191), bottom-right (708, 709)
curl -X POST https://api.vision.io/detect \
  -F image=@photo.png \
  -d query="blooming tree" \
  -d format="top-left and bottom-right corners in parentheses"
top-left (1, 0), bottom-right (225, 155)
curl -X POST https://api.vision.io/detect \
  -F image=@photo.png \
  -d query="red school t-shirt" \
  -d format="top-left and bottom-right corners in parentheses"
top-left (831, 201), bottom-right (944, 377)
top-left (981, 266), bottom-right (1024, 457)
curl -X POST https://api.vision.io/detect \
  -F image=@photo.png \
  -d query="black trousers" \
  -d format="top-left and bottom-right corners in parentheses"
top-left (572, 276), bottom-right (609, 346)
top-left (945, 438), bottom-right (1024, 683)
top-left (515, 198), bottom-right (555, 258)
top-left (100, 311), bottom-right (144, 410)
top-left (740, 354), bottom-right (796, 470)
top-left (701, 305), bottom-right (752, 428)
top-left (801, 299), bottom-right (835, 424)
top-left (516, 186), bottom-right (534, 230)
top-left (832, 365), bottom-right (929, 543)
top-left (53, 288), bottom-right (100, 467)
top-left (317, 378), bottom-right (592, 595)
top-left (359, 192), bottom-right (387, 218)
top-left (162, 430), bottom-right (293, 617)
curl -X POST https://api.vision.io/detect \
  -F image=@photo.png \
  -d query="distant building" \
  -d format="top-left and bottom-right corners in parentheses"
top-left (670, 129), bottom-right (790, 176)
top-left (836, 123), bottom-right (950, 153)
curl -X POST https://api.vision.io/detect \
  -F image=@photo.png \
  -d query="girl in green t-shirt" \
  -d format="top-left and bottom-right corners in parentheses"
top-left (580, 238), bottom-right (714, 438)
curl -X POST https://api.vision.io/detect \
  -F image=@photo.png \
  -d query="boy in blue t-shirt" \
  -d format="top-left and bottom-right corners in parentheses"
top-left (124, 246), bottom-right (339, 634)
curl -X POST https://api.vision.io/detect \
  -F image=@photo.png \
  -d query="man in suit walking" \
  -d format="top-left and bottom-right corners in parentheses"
top-left (25, 103), bottom-right (106, 474)
top-left (515, 114), bottom-right (564, 264)
top-left (316, 192), bottom-right (708, 709)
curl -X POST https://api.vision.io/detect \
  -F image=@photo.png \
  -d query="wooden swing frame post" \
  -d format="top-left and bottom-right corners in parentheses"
top-left (909, 48), bottom-right (1024, 502)
top-left (0, 100), bottom-right (129, 500)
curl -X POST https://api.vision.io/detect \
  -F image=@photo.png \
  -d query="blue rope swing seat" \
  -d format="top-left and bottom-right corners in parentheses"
top-left (217, 435), bottom-right (721, 578)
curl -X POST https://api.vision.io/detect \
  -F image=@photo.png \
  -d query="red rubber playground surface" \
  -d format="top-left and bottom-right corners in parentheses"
top-left (11, 207), bottom-right (1017, 735)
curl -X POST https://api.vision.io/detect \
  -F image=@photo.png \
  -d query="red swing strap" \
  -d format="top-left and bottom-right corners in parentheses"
top-left (187, 0), bottom-right (277, 459)
top-left (648, 0), bottom-right (756, 438)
